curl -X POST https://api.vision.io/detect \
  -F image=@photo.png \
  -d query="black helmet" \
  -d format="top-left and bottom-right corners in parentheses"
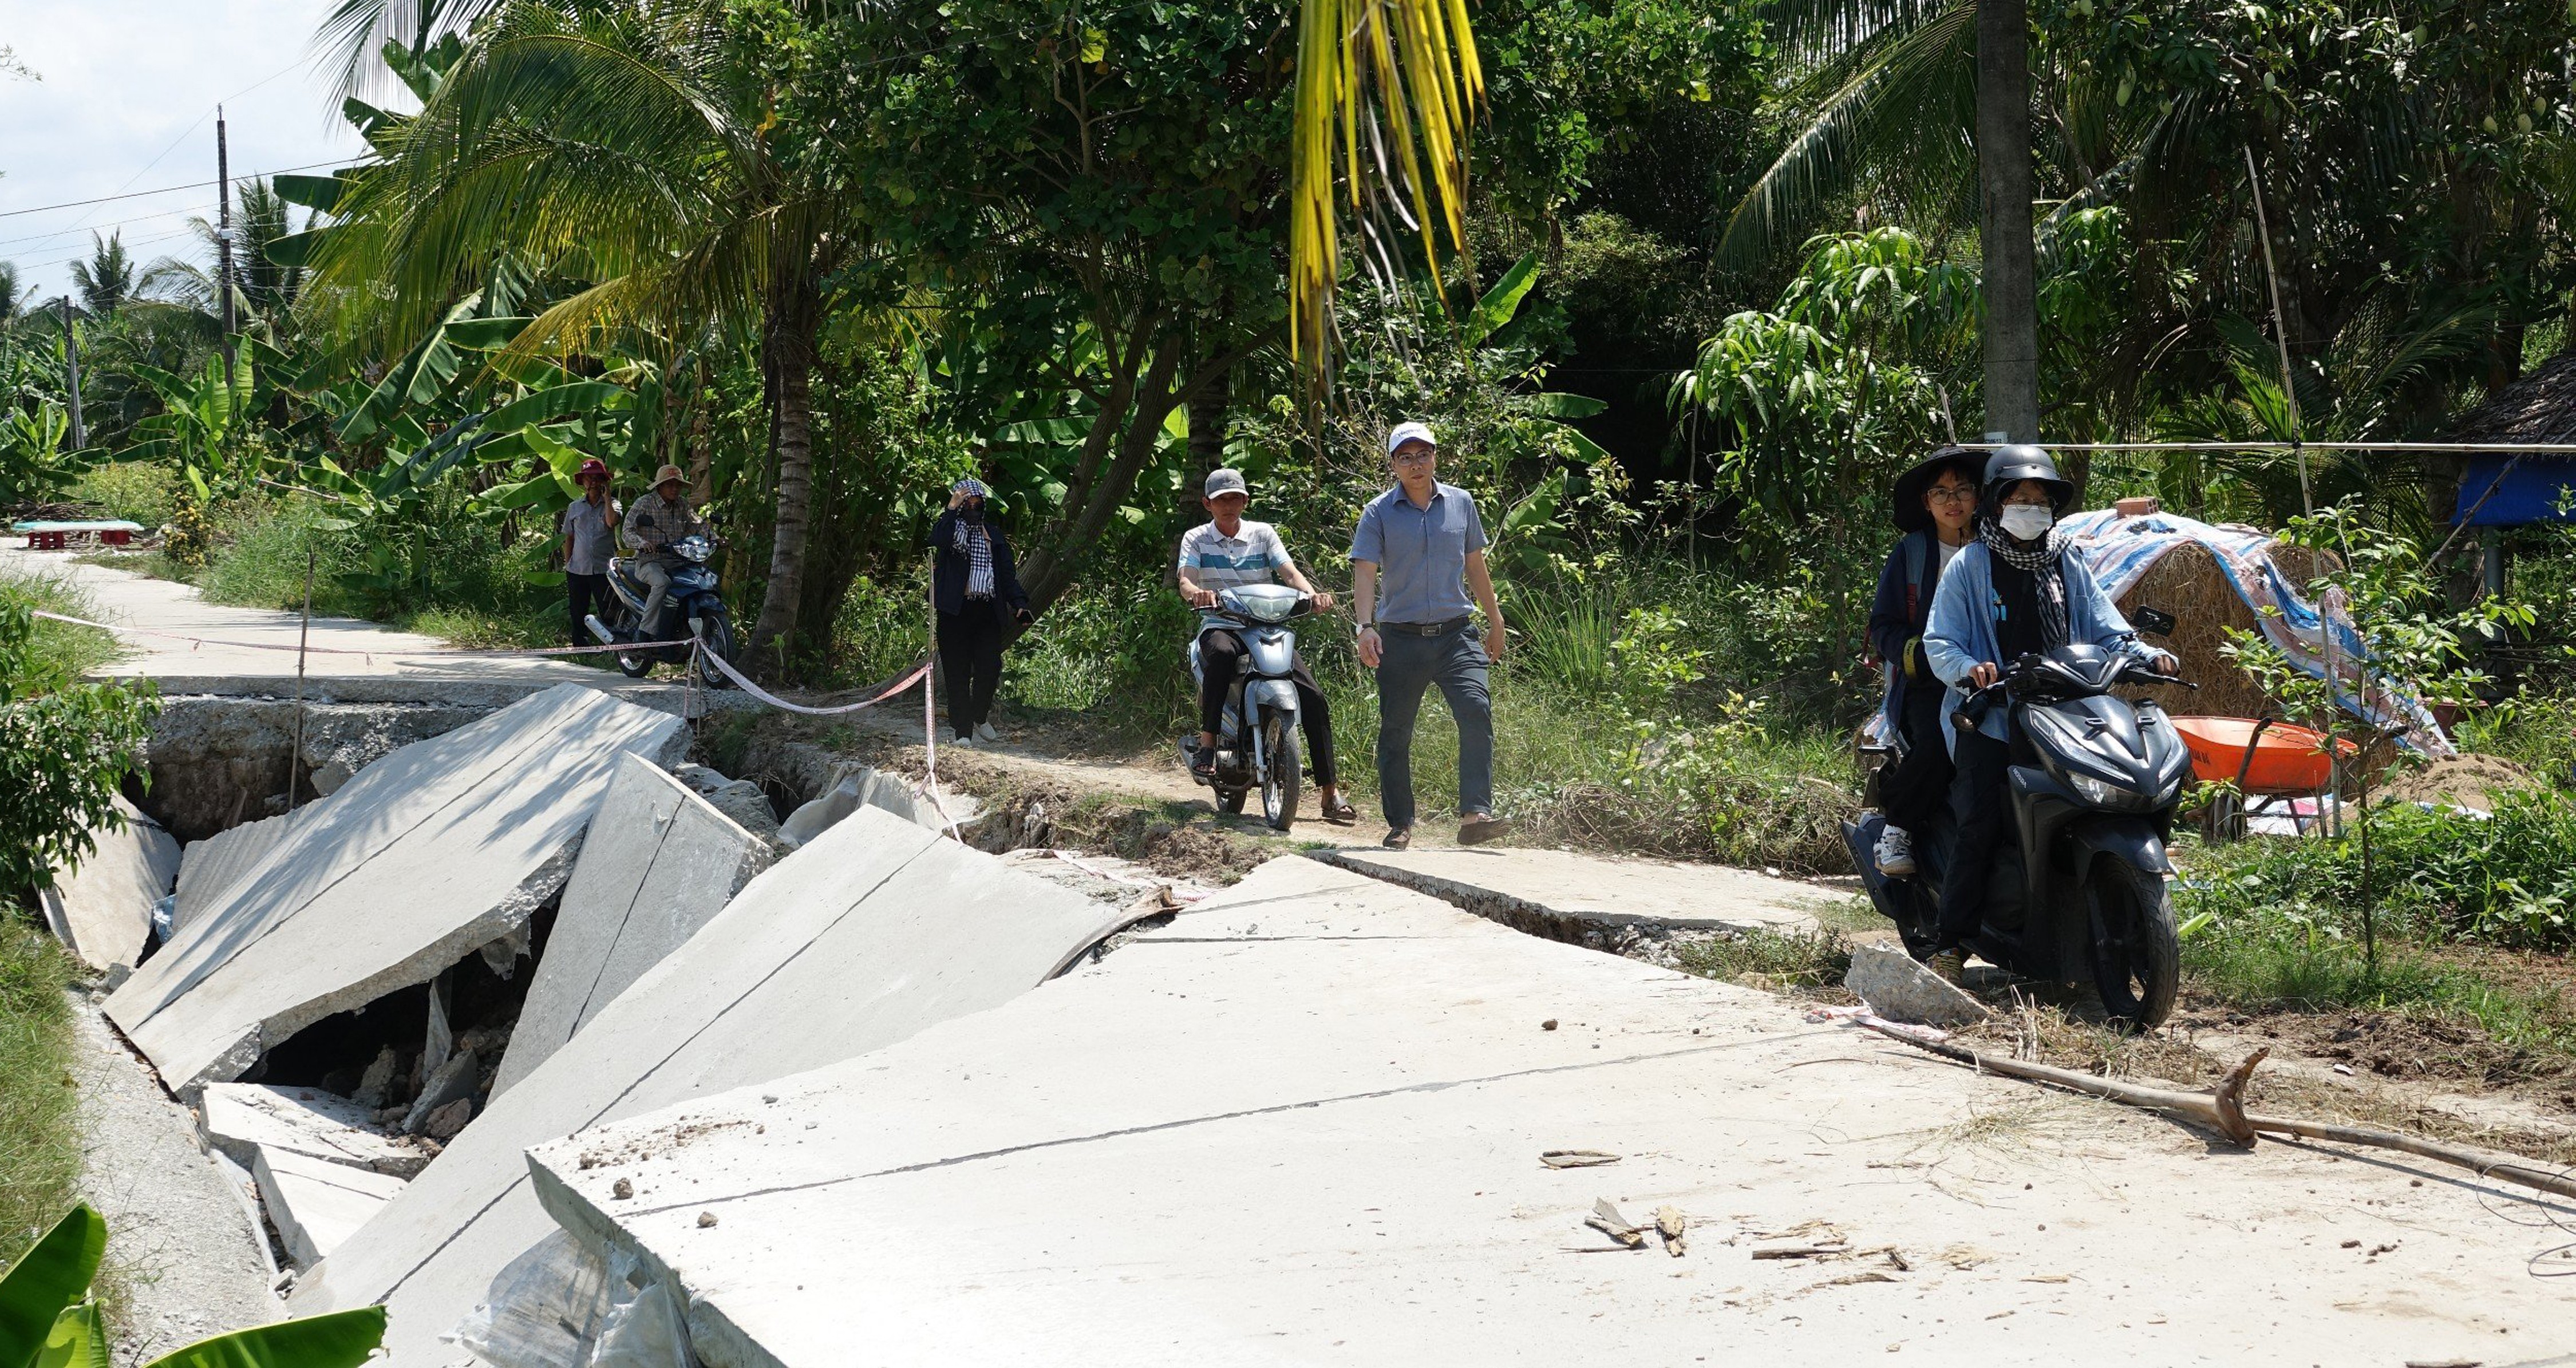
top-left (1889, 446), bottom-right (1984, 533)
top-left (1981, 445), bottom-right (2073, 514)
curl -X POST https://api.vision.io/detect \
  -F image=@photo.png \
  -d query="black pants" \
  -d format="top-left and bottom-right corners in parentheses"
top-left (566, 572), bottom-right (611, 647)
top-left (1937, 725), bottom-right (2034, 951)
top-left (1196, 630), bottom-right (1337, 788)
top-left (1877, 685), bottom-right (1954, 836)
top-left (937, 606), bottom-right (1006, 738)
top-left (1374, 625), bottom-right (1492, 831)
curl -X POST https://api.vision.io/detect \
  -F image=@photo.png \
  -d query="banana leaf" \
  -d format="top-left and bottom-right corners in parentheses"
top-left (0, 1207), bottom-right (106, 1368)
top-left (32, 1304), bottom-right (106, 1368)
top-left (138, 1307), bottom-right (384, 1368)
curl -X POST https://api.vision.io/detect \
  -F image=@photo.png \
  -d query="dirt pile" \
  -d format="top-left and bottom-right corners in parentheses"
top-left (2375, 754), bottom-right (2537, 812)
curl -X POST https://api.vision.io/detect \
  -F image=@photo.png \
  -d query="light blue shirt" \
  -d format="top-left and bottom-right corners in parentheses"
top-left (1923, 541), bottom-right (2155, 750)
top-left (1349, 481), bottom-right (1488, 624)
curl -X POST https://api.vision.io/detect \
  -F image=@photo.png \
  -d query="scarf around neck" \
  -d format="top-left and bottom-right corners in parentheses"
top-left (1980, 517), bottom-right (2070, 649)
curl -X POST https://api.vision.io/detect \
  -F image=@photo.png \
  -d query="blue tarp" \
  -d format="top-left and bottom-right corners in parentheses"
top-left (2453, 456), bottom-right (2576, 526)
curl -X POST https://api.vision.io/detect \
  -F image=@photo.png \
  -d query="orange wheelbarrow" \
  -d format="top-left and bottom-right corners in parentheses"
top-left (2170, 715), bottom-right (2355, 838)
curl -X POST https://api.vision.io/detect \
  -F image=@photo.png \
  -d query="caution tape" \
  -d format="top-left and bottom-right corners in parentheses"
top-left (29, 609), bottom-right (699, 659)
top-left (694, 647), bottom-right (933, 717)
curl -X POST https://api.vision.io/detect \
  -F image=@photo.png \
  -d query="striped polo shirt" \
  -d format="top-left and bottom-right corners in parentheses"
top-left (1177, 519), bottom-right (1293, 592)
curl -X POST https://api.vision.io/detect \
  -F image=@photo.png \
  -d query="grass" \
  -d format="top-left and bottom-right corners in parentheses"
top-left (1672, 926), bottom-right (1850, 990)
top-left (0, 920), bottom-right (80, 1271)
top-left (0, 566), bottom-right (124, 683)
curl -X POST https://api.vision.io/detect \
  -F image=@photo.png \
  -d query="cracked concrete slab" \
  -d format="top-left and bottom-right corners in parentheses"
top-left (199, 1084), bottom-right (429, 1179)
top-left (252, 1145), bottom-right (409, 1268)
top-left (1311, 844), bottom-right (1835, 938)
top-left (290, 805), bottom-right (1139, 1366)
top-left (776, 764), bottom-right (979, 847)
top-left (491, 754), bottom-right (773, 1097)
top-left (525, 856), bottom-right (2576, 1368)
top-left (105, 683), bottom-right (687, 1096)
top-left (172, 809), bottom-right (314, 937)
top-left (42, 794), bottom-right (181, 970)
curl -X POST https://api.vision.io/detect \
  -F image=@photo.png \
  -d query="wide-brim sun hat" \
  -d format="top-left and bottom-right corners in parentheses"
top-left (1385, 421), bottom-right (1437, 456)
top-left (653, 464), bottom-right (686, 487)
top-left (1890, 446), bottom-right (1982, 533)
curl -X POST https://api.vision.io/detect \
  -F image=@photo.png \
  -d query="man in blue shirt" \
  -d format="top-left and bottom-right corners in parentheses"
top-left (1350, 422), bottom-right (1510, 848)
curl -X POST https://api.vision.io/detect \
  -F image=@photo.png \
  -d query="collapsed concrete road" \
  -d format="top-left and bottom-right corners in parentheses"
top-left (42, 794), bottom-right (181, 971)
top-left (526, 857), bottom-right (2576, 1366)
top-left (491, 754), bottom-right (773, 1095)
top-left (291, 806), bottom-right (1141, 1365)
top-left (169, 808), bottom-right (313, 936)
top-left (106, 684), bottom-right (687, 1096)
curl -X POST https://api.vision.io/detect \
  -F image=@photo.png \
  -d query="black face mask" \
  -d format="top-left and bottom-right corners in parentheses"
top-left (960, 504), bottom-right (985, 524)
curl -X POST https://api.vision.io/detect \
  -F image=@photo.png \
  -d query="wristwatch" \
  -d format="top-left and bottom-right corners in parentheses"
top-left (1355, 620), bottom-right (1374, 635)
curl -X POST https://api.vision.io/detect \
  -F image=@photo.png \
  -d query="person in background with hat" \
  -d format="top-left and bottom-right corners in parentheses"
top-left (558, 456), bottom-right (621, 649)
top-left (1921, 446), bottom-right (2176, 983)
top-left (929, 477), bottom-right (1033, 746)
top-left (1350, 421), bottom-right (1510, 849)
top-left (1863, 447), bottom-right (1983, 877)
top-left (622, 462), bottom-right (705, 638)
top-left (1176, 468), bottom-right (1357, 824)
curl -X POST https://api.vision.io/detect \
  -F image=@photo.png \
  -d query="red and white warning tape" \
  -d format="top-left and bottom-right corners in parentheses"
top-left (29, 608), bottom-right (698, 659)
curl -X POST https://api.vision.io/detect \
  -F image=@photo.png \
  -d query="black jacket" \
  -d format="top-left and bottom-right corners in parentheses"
top-left (1868, 529), bottom-right (1943, 723)
top-left (928, 511), bottom-right (1030, 621)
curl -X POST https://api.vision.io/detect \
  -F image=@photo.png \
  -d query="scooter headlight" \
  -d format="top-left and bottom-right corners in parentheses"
top-left (2064, 770), bottom-right (2153, 812)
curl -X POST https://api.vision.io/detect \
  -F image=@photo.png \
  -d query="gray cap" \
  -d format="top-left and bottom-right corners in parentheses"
top-left (1203, 468), bottom-right (1248, 499)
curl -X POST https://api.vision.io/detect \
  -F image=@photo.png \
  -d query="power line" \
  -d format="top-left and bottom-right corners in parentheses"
top-left (0, 160), bottom-right (344, 222)
top-left (0, 203), bottom-right (220, 252)
top-left (57, 52), bottom-right (323, 238)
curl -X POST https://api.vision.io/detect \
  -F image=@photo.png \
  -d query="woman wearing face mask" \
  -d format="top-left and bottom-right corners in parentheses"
top-left (1918, 447), bottom-right (2175, 983)
top-left (929, 476), bottom-right (1034, 745)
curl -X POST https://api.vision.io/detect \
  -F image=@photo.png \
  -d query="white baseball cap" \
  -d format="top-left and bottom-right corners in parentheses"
top-left (1203, 468), bottom-right (1249, 498)
top-left (1385, 421), bottom-right (1438, 456)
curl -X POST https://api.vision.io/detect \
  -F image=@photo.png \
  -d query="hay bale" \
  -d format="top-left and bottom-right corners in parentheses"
top-left (2113, 537), bottom-right (2334, 721)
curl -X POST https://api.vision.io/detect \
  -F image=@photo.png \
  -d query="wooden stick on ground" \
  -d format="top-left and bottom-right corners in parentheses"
top-left (1847, 1017), bottom-right (2576, 1204)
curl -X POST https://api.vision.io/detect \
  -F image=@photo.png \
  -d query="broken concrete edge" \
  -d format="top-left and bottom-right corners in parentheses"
top-left (1842, 943), bottom-right (1993, 1029)
top-left (254, 1145), bottom-right (410, 1269)
top-left (204, 1147), bottom-right (286, 1290)
top-left (1301, 848), bottom-right (1827, 942)
top-left (169, 841), bottom-right (582, 1101)
top-left (111, 676), bottom-right (761, 715)
top-left (525, 1160), bottom-right (776, 1368)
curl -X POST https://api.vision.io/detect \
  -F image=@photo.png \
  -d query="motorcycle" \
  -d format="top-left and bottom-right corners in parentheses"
top-left (1180, 582), bottom-right (1314, 831)
top-left (1846, 644), bottom-right (2194, 1026)
top-left (584, 532), bottom-right (737, 689)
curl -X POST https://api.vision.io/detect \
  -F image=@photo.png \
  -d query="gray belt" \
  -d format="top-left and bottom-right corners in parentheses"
top-left (1380, 618), bottom-right (1471, 637)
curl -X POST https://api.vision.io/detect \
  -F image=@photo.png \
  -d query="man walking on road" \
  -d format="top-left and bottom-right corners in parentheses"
top-left (558, 457), bottom-right (621, 649)
top-left (1351, 422), bottom-right (1511, 849)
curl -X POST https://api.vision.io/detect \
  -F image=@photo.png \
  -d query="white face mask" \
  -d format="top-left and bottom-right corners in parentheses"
top-left (1998, 504), bottom-right (2055, 540)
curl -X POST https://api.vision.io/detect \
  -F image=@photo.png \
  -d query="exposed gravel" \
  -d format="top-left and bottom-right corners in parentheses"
top-left (68, 994), bottom-right (278, 1364)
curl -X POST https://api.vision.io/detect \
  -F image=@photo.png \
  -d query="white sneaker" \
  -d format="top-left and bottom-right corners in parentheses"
top-left (975, 722), bottom-right (1001, 743)
top-left (948, 733), bottom-right (974, 749)
top-left (1874, 825), bottom-right (1918, 877)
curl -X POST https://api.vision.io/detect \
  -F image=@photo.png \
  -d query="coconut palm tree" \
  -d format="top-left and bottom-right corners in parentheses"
top-left (309, 0), bottom-right (863, 662)
top-left (68, 232), bottom-right (137, 317)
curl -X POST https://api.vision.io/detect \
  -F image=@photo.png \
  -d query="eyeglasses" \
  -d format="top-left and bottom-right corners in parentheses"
top-left (1390, 447), bottom-right (1437, 465)
top-left (1925, 485), bottom-right (1977, 504)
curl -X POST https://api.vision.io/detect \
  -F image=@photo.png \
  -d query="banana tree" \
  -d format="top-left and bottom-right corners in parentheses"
top-left (1, 1205), bottom-right (384, 1367)
top-left (116, 353), bottom-right (256, 501)
top-left (0, 404), bottom-right (85, 505)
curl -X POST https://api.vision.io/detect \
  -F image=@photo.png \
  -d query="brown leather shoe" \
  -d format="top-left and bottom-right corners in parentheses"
top-left (1457, 815), bottom-right (1515, 847)
top-left (1382, 827), bottom-right (1412, 849)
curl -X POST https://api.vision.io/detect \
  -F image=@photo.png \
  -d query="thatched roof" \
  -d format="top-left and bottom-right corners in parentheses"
top-left (2452, 349), bottom-right (2576, 446)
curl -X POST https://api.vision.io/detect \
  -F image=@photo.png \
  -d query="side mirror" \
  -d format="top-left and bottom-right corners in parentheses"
top-left (2131, 606), bottom-right (2177, 638)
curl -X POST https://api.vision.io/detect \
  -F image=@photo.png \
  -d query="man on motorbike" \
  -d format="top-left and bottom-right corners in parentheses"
top-left (1921, 447), bottom-right (2176, 983)
top-left (1176, 468), bottom-right (1357, 825)
top-left (1865, 446), bottom-right (1983, 877)
top-left (623, 463), bottom-right (706, 637)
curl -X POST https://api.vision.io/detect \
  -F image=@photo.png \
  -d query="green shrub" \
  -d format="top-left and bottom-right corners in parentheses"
top-left (0, 576), bottom-right (156, 901)
top-left (68, 462), bottom-right (180, 531)
top-left (0, 920), bottom-right (79, 1272)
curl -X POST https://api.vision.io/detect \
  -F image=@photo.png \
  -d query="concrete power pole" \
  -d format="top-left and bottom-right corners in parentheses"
top-left (1975, 0), bottom-right (2040, 444)
top-left (60, 297), bottom-right (86, 451)
top-left (216, 106), bottom-right (237, 383)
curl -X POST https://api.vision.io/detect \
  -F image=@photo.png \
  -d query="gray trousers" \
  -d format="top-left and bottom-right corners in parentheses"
top-left (634, 559), bottom-right (675, 634)
top-left (1373, 626), bottom-right (1493, 831)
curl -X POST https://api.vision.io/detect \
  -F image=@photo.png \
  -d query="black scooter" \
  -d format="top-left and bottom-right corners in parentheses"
top-left (1847, 645), bottom-right (2194, 1026)
top-left (584, 533), bottom-right (737, 689)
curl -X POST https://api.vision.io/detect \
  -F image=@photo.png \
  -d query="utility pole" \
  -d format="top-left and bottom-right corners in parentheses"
top-left (1975, 0), bottom-right (2040, 444)
top-left (216, 106), bottom-right (236, 383)
top-left (59, 297), bottom-right (85, 451)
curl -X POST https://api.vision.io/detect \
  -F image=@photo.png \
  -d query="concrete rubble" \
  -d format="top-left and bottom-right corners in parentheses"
top-left (41, 794), bottom-right (182, 971)
top-left (1310, 844), bottom-right (1831, 939)
top-left (105, 683), bottom-right (687, 1097)
top-left (526, 856), bottom-right (2576, 1367)
top-left (671, 763), bottom-right (783, 844)
top-left (775, 762), bottom-right (981, 847)
top-left (1842, 942), bottom-right (1993, 1027)
top-left (291, 805), bottom-right (1140, 1366)
top-left (491, 755), bottom-right (774, 1096)
top-left (198, 1083), bottom-right (429, 1179)
top-left (170, 808), bottom-right (314, 938)
top-left (251, 1144), bottom-right (410, 1268)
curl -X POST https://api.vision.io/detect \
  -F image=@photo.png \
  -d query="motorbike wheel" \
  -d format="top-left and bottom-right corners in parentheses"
top-left (1215, 786), bottom-right (1248, 815)
top-left (2086, 860), bottom-right (2180, 1028)
top-left (1259, 713), bottom-right (1300, 832)
top-left (615, 645), bottom-right (653, 678)
top-left (694, 613), bottom-right (738, 689)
